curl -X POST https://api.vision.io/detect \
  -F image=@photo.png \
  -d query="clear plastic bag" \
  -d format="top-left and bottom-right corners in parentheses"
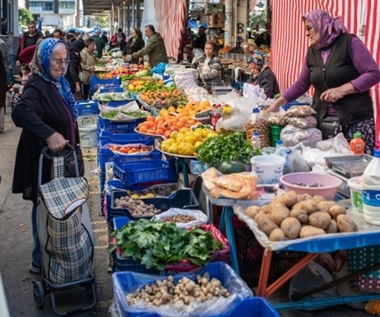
top-left (286, 116), bottom-right (317, 129)
top-left (152, 208), bottom-right (208, 228)
top-left (244, 110), bottom-right (270, 147)
top-left (281, 125), bottom-right (322, 148)
top-left (113, 262), bottom-right (253, 317)
top-left (216, 109), bottom-right (249, 132)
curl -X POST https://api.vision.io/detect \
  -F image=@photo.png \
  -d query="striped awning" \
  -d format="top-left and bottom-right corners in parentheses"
top-left (271, 0), bottom-right (380, 146)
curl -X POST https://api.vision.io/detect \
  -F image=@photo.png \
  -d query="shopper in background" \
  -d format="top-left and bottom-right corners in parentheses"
top-left (117, 28), bottom-right (127, 51)
top-left (123, 27), bottom-right (145, 63)
top-left (93, 29), bottom-right (105, 58)
top-left (265, 9), bottom-right (380, 154)
top-left (194, 40), bottom-right (223, 93)
top-left (80, 37), bottom-right (98, 99)
top-left (12, 38), bottom-right (83, 274)
top-left (1, 17), bottom-right (7, 35)
top-left (52, 29), bottom-right (63, 40)
top-left (191, 25), bottom-right (207, 62)
top-left (247, 52), bottom-right (279, 98)
top-left (66, 34), bottom-right (86, 97)
top-left (16, 21), bottom-right (42, 62)
top-left (128, 25), bottom-right (168, 68)
top-left (0, 50), bottom-right (6, 133)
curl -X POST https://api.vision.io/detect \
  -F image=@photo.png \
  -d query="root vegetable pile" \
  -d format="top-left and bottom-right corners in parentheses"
top-left (126, 273), bottom-right (230, 307)
top-left (162, 215), bottom-right (196, 223)
top-left (114, 195), bottom-right (161, 217)
top-left (244, 190), bottom-right (358, 241)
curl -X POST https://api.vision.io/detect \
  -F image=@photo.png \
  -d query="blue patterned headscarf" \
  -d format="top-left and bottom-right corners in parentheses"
top-left (30, 38), bottom-right (78, 121)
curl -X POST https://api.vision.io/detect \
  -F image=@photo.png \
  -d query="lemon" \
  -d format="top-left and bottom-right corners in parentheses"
top-left (184, 134), bottom-right (196, 145)
top-left (178, 143), bottom-right (194, 156)
top-left (168, 143), bottom-right (178, 154)
top-left (131, 194), bottom-right (139, 200)
top-left (193, 130), bottom-right (204, 142)
top-left (179, 127), bottom-right (190, 133)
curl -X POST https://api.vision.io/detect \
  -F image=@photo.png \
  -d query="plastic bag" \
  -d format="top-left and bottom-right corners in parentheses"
top-left (281, 125), bottom-right (322, 147)
top-left (283, 105), bottom-right (314, 118)
top-left (289, 261), bottom-right (338, 310)
top-left (267, 112), bottom-right (287, 126)
top-left (242, 83), bottom-right (268, 102)
top-left (287, 144), bottom-right (311, 173)
top-left (315, 132), bottom-right (351, 154)
top-left (174, 69), bottom-right (198, 91)
top-left (152, 208), bottom-right (208, 228)
top-left (216, 109), bottom-right (249, 132)
top-left (112, 262), bottom-right (253, 317)
top-left (286, 116), bottom-right (317, 129)
top-left (151, 62), bottom-right (168, 75)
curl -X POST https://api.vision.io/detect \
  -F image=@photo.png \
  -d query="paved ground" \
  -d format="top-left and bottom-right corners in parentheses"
top-left (0, 107), bottom-right (374, 316)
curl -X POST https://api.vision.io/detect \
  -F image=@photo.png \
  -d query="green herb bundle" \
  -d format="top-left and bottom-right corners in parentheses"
top-left (195, 132), bottom-right (260, 167)
top-left (109, 219), bottom-right (223, 270)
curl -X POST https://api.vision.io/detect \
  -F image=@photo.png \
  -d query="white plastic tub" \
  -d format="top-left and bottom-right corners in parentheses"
top-left (347, 177), bottom-right (364, 214)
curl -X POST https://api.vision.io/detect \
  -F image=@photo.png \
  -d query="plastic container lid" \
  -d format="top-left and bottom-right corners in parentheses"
top-left (252, 108), bottom-right (260, 113)
top-left (374, 149), bottom-right (380, 158)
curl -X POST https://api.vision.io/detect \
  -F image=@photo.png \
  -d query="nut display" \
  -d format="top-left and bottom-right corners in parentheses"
top-left (114, 195), bottom-right (161, 217)
top-left (126, 273), bottom-right (230, 307)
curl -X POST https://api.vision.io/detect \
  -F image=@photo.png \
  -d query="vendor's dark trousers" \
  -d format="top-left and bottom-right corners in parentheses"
top-left (82, 83), bottom-right (90, 100)
top-left (31, 203), bottom-right (41, 267)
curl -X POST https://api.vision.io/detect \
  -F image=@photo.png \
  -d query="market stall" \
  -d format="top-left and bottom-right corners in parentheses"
top-left (74, 53), bottom-right (380, 316)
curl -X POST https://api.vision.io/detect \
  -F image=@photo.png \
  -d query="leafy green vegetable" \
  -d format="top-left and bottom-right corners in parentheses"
top-left (109, 219), bottom-right (222, 270)
top-left (195, 132), bottom-right (261, 167)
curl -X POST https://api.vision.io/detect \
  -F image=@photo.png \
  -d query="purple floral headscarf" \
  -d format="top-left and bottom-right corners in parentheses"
top-left (302, 9), bottom-right (347, 49)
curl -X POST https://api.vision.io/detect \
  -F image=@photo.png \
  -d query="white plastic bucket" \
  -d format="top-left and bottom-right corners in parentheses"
top-left (250, 155), bottom-right (285, 185)
top-left (362, 184), bottom-right (380, 225)
top-left (79, 124), bottom-right (97, 148)
top-left (347, 177), bottom-right (364, 214)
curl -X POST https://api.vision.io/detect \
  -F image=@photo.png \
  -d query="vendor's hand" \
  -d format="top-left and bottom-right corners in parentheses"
top-left (125, 54), bottom-right (132, 62)
top-left (46, 132), bottom-right (69, 152)
top-left (263, 96), bottom-right (287, 114)
top-left (320, 88), bottom-right (345, 103)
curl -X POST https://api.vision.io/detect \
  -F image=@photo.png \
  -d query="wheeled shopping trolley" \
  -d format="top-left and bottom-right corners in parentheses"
top-left (33, 146), bottom-right (96, 316)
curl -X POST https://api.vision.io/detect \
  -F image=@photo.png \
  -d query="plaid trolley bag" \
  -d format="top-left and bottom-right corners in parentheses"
top-left (33, 146), bottom-right (96, 315)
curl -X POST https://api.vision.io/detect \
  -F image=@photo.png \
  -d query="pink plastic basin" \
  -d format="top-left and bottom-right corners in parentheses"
top-left (280, 172), bottom-right (342, 200)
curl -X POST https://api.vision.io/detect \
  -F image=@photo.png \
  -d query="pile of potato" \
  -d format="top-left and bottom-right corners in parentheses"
top-left (244, 190), bottom-right (358, 241)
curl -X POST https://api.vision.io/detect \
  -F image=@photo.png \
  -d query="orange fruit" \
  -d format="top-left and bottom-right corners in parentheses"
top-left (139, 125), bottom-right (148, 133)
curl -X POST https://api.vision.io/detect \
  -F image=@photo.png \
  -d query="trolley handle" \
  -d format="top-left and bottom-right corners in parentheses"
top-left (38, 144), bottom-right (79, 188)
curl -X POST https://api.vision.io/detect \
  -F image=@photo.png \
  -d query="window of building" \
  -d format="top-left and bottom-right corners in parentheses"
top-left (59, 1), bottom-right (75, 9)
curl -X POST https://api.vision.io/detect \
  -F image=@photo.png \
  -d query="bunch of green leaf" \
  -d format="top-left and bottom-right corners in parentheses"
top-left (109, 219), bottom-right (222, 270)
top-left (195, 132), bottom-right (260, 166)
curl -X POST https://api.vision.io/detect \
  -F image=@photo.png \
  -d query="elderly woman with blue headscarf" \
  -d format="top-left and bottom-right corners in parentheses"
top-left (11, 38), bottom-right (84, 275)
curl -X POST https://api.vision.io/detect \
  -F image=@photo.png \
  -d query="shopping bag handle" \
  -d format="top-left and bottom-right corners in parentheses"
top-left (40, 143), bottom-right (75, 160)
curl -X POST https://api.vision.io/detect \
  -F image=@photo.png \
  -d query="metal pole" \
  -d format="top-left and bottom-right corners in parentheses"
top-left (225, 0), bottom-right (233, 46)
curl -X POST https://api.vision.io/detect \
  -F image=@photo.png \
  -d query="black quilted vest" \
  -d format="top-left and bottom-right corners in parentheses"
top-left (306, 33), bottom-right (373, 125)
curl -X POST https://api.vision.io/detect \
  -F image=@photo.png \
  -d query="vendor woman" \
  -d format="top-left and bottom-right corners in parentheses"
top-left (194, 40), bottom-right (223, 92)
top-left (248, 52), bottom-right (280, 98)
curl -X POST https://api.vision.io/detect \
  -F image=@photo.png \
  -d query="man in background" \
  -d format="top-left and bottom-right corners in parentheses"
top-left (1, 18), bottom-right (7, 35)
top-left (16, 21), bottom-right (42, 62)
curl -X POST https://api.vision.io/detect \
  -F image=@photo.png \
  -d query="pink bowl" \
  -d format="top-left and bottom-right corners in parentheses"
top-left (280, 172), bottom-right (342, 200)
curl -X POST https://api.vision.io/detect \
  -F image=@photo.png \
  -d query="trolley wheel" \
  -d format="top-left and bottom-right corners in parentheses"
top-left (33, 281), bottom-right (45, 308)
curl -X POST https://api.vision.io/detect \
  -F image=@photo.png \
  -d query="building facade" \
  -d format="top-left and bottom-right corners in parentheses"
top-left (25, 0), bottom-right (78, 30)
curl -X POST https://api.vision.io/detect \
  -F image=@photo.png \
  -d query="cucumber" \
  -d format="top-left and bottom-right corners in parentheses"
top-left (218, 161), bottom-right (247, 174)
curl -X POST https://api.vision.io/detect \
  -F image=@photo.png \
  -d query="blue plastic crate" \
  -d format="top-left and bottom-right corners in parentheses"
top-left (97, 116), bottom-right (144, 134)
top-left (219, 297), bottom-right (280, 317)
top-left (99, 149), bottom-right (161, 172)
top-left (89, 76), bottom-right (121, 95)
top-left (112, 262), bottom-right (253, 317)
top-left (106, 100), bottom-right (135, 107)
top-left (110, 189), bottom-right (199, 220)
top-left (77, 100), bottom-right (99, 115)
top-left (99, 85), bottom-right (123, 93)
top-left (98, 131), bottom-right (154, 147)
top-left (281, 100), bottom-right (310, 111)
top-left (114, 159), bottom-right (176, 185)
